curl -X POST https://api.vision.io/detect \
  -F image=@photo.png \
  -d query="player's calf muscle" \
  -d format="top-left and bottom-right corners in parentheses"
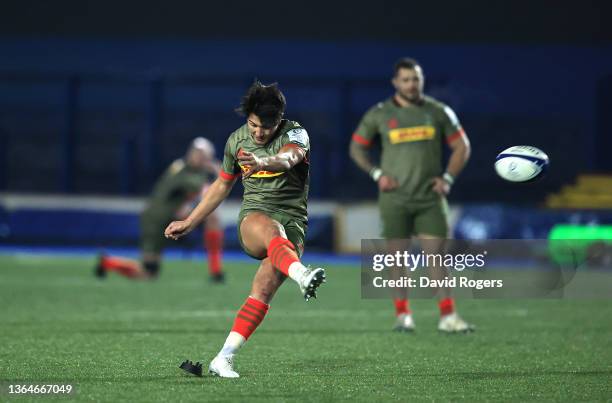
top-left (250, 260), bottom-right (285, 303)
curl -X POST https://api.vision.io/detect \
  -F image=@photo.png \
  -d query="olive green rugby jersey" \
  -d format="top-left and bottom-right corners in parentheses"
top-left (353, 95), bottom-right (464, 203)
top-left (221, 120), bottom-right (310, 223)
top-left (144, 159), bottom-right (210, 221)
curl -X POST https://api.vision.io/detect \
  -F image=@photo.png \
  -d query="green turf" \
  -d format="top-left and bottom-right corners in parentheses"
top-left (1, 254), bottom-right (611, 402)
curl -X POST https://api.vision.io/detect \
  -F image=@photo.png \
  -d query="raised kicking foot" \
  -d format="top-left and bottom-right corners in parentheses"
top-left (298, 267), bottom-right (326, 301)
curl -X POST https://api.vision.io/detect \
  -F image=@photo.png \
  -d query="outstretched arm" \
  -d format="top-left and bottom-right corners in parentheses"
top-left (238, 144), bottom-right (306, 179)
top-left (164, 175), bottom-right (236, 240)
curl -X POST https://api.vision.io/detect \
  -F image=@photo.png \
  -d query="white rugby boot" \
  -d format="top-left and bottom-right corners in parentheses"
top-left (438, 312), bottom-right (475, 333)
top-left (297, 267), bottom-right (326, 301)
top-left (393, 313), bottom-right (416, 332)
top-left (208, 355), bottom-right (239, 378)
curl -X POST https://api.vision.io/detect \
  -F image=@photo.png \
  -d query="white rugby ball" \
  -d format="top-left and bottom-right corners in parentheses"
top-left (494, 146), bottom-right (549, 182)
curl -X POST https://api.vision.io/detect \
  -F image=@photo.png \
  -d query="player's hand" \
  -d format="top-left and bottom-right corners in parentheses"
top-left (431, 176), bottom-right (451, 195)
top-left (164, 220), bottom-right (194, 240)
top-left (237, 151), bottom-right (264, 179)
top-left (378, 175), bottom-right (399, 192)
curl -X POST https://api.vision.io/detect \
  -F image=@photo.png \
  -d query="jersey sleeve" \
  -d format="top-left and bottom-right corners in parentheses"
top-left (352, 107), bottom-right (379, 147)
top-left (282, 127), bottom-right (310, 152)
top-left (440, 105), bottom-right (465, 145)
top-left (220, 136), bottom-right (241, 181)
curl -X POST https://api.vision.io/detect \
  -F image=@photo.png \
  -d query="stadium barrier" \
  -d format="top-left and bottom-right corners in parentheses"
top-left (2, 194), bottom-right (611, 255)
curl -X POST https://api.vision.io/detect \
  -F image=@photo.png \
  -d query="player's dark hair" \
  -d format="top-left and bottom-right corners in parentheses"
top-left (393, 57), bottom-right (421, 77)
top-left (236, 80), bottom-right (286, 128)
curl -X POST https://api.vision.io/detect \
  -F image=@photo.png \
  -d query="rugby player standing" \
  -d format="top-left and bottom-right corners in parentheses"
top-left (350, 58), bottom-right (474, 333)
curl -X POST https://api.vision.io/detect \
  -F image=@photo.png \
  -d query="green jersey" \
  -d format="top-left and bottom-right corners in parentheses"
top-left (144, 159), bottom-right (210, 221)
top-left (353, 95), bottom-right (464, 203)
top-left (221, 120), bottom-right (310, 223)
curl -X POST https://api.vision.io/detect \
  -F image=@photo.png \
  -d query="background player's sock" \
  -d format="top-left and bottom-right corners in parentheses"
top-left (267, 236), bottom-right (307, 282)
top-left (219, 296), bottom-right (269, 357)
top-left (204, 229), bottom-right (224, 275)
top-left (394, 298), bottom-right (411, 316)
top-left (101, 256), bottom-right (142, 278)
top-left (438, 297), bottom-right (455, 316)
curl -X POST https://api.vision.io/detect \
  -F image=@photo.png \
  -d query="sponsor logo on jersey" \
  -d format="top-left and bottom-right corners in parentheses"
top-left (239, 164), bottom-right (284, 178)
top-left (388, 126), bottom-right (436, 144)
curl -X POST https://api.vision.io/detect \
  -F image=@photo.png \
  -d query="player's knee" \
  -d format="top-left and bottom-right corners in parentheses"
top-left (257, 223), bottom-right (285, 245)
top-left (143, 261), bottom-right (160, 278)
top-left (418, 235), bottom-right (446, 253)
top-left (243, 213), bottom-right (285, 241)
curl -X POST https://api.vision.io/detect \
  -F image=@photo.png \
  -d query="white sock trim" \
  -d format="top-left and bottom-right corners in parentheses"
top-left (288, 261), bottom-right (307, 283)
top-left (219, 331), bottom-right (246, 358)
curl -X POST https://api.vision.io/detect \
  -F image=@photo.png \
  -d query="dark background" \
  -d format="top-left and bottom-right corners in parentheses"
top-left (1, 0), bottom-right (611, 203)
top-left (3, 0), bottom-right (612, 43)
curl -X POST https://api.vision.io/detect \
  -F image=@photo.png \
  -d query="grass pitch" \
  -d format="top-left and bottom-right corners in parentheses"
top-left (1, 254), bottom-right (611, 402)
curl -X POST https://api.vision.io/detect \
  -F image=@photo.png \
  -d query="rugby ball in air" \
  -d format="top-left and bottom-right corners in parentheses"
top-left (494, 146), bottom-right (549, 182)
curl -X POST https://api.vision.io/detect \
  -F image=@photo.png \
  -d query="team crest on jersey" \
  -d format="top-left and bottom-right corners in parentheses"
top-left (287, 128), bottom-right (309, 147)
top-left (388, 126), bottom-right (436, 144)
top-left (387, 118), bottom-right (398, 129)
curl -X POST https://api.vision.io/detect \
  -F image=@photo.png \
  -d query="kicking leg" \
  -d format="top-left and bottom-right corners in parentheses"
top-left (240, 212), bottom-right (325, 300)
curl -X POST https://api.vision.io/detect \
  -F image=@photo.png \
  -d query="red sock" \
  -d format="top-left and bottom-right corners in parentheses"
top-left (393, 298), bottom-right (411, 316)
top-left (231, 296), bottom-right (270, 340)
top-left (267, 237), bottom-right (300, 276)
top-left (439, 297), bottom-right (455, 316)
top-left (204, 229), bottom-right (223, 275)
top-left (101, 256), bottom-right (143, 278)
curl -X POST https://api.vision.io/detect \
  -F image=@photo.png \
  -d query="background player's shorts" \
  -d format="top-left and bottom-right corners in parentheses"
top-left (379, 195), bottom-right (449, 238)
top-left (140, 212), bottom-right (170, 254)
top-left (238, 209), bottom-right (307, 260)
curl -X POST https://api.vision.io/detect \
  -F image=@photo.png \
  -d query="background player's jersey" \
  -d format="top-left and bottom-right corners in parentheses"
top-left (144, 159), bottom-right (210, 221)
top-left (221, 120), bottom-right (310, 223)
top-left (353, 95), bottom-right (464, 203)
